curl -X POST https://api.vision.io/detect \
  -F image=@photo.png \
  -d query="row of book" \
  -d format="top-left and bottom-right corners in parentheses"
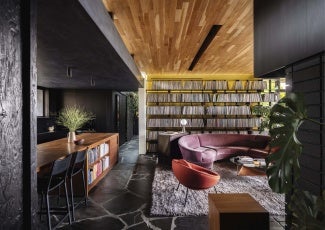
top-left (147, 119), bottom-right (205, 127)
top-left (147, 106), bottom-right (182, 115)
top-left (182, 106), bottom-right (205, 115)
top-left (214, 93), bottom-right (262, 102)
top-left (147, 143), bottom-right (158, 152)
top-left (148, 105), bottom-right (251, 115)
top-left (147, 117), bottom-right (262, 128)
top-left (147, 131), bottom-right (159, 140)
top-left (206, 106), bottom-right (251, 115)
top-left (150, 80), bottom-right (268, 90)
top-left (151, 81), bottom-right (183, 90)
top-left (233, 81), bottom-right (267, 90)
top-left (206, 118), bottom-right (262, 128)
top-left (88, 143), bottom-right (109, 165)
top-left (88, 156), bottom-right (110, 184)
top-left (147, 94), bottom-right (183, 102)
top-left (147, 93), bottom-right (279, 103)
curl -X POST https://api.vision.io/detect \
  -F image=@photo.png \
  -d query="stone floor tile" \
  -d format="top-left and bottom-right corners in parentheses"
top-left (174, 216), bottom-right (209, 230)
top-left (119, 211), bottom-right (143, 226)
top-left (58, 216), bottom-right (125, 230)
top-left (149, 217), bottom-right (173, 230)
top-left (102, 191), bottom-right (146, 215)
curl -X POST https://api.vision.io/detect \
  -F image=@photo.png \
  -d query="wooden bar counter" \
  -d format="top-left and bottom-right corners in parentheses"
top-left (37, 133), bottom-right (119, 195)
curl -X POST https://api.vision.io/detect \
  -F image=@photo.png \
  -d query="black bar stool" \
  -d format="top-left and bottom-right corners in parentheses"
top-left (37, 154), bottom-right (72, 230)
top-left (68, 149), bottom-right (88, 221)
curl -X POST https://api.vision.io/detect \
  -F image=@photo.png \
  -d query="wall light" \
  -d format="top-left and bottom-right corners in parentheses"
top-left (90, 76), bottom-right (96, 87)
top-left (140, 71), bottom-right (147, 79)
top-left (180, 119), bottom-right (188, 133)
top-left (66, 66), bottom-right (72, 78)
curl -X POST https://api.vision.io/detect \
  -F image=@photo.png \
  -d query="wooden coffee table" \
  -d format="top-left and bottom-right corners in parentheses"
top-left (230, 156), bottom-right (266, 176)
top-left (208, 193), bottom-right (269, 230)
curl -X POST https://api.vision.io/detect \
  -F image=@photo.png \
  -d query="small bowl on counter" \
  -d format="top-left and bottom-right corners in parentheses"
top-left (74, 138), bottom-right (85, 145)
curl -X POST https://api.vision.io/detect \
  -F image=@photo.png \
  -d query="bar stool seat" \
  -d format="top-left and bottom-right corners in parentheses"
top-left (68, 149), bottom-right (88, 221)
top-left (38, 154), bottom-right (72, 230)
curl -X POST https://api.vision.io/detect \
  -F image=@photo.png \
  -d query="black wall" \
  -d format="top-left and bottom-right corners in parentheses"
top-left (254, 0), bottom-right (325, 77)
top-left (287, 53), bottom-right (325, 195)
top-left (0, 0), bottom-right (38, 229)
top-left (47, 89), bottom-right (133, 145)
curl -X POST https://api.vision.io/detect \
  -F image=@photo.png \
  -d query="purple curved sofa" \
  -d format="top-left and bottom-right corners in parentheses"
top-left (178, 133), bottom-right (271, 168)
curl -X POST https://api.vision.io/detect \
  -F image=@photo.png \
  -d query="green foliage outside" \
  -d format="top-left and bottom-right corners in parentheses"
top-left (251, 105), bottom-right (271, 132)
top-left (127, 92), bottom-right (138, 117)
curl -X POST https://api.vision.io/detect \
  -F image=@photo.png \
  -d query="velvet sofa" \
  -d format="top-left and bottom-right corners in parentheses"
top-left (178, 133), bottom-right (271, 168)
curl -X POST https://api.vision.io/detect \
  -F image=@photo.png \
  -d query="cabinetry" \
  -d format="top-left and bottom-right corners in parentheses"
top-left (85, 133), bottom-right (119, 194)
top-left (37, 133), bottom-right (119, 196)
top-left (146, 79), bottom-right (284, 153)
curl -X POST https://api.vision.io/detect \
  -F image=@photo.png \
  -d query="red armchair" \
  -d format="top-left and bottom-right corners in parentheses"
top-left (172, 159), bottom-right (221, 205)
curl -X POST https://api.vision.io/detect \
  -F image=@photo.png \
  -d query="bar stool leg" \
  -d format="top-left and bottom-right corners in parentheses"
top-left (184, 188), bottom-right (189, 206)
top-left (81, 170), bottom-right (87, 206)
top-left (69, 177), bottom-right (75, 222)
top-left (64, 180), bottom-right (72, 225)
top-left (46, 194), bottom-right (51, 230)
top-left (176, 182), bottom-right (180, 190)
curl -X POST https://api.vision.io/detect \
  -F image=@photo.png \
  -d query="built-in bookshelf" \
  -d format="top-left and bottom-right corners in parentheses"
top-left (85, 133), bottom-right (119, 194)
top-left (146, 79), bottom-right (285, 153)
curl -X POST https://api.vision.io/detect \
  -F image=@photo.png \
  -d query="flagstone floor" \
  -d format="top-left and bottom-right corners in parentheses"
top-left (56, 136), bottom-right (285, 230)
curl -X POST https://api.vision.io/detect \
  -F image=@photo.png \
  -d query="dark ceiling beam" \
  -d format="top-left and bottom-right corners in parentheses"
top-left (188, 25), bottom-right (222, 71)
top-left (79, 0), bottom-right (141, 82)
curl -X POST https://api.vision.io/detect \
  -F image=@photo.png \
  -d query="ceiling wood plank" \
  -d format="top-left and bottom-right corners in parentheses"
top-left (104, 0), bottom-right (253, 75)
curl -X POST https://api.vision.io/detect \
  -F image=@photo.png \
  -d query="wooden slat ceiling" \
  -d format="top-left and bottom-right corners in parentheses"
top-left (103, 0), bottom-right (253, 76)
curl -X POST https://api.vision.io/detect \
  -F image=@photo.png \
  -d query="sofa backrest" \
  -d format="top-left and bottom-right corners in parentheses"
top-left (178, 134), bottom-right (201, 149)
top-left (194, 133), bottom-right (270, 148)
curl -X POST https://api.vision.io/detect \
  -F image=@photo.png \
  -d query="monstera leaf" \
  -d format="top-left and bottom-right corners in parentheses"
top-left (266, 93), bottom-right (307, 193)
top-left (289, 190), bottom-right (325, 230)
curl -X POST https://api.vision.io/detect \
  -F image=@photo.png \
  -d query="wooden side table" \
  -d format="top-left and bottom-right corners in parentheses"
top-left (208, 193), bottom-right (269, 230)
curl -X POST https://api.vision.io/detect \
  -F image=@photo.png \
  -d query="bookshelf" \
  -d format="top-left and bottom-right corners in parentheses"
top-left (146, 79), bottom-right (284, 153)
top-left (85, 133), bottom-right (119, 194)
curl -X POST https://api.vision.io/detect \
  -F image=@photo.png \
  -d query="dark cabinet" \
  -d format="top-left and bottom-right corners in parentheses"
top-left (254, 0), bottom-right (325, 77)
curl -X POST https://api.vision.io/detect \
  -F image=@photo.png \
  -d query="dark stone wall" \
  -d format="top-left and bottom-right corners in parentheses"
top-left (0, 0), bottom-right (24, 228)
top-left (23, 0), bottom-right (38, 227)
top-left (0, 1), bottom-right (37, 228)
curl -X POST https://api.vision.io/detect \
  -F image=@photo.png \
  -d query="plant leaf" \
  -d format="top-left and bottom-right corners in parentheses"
top-left (266, 93), bottom-right (307, 193)
top-left (289, 190), bottom-right (325, 229)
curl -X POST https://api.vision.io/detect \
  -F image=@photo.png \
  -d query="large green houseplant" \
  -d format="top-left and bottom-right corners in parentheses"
top-left (56, 105), bottom-right (95, 142)
top-left (265, 93), bottom-right (324, 229)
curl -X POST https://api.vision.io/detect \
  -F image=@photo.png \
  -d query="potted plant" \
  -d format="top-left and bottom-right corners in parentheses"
top-left (56, 105), bottom-right (95, 142)
top-left (265, 93), bottom-right (324, 229)
top-left (251, 105), bottom-right (271, 133)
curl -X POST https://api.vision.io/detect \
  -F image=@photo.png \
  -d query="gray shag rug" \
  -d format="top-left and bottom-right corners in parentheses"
top-left (150, 162), bottom-right (285, 216)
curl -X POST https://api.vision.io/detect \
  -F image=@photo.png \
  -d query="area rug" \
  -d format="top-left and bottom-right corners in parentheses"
top-left (150, 162), bottom-right (285, 216)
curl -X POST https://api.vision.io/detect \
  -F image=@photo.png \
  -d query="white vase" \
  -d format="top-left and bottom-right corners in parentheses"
top-left (67, 131), bottom-right (76, 143)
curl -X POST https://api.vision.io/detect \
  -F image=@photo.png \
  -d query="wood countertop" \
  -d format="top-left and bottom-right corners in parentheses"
top-left (37, 133), bottom-right (118, 171)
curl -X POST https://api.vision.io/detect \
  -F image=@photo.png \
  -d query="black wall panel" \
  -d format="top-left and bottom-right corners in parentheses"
top-left (49, 89), bottom-right (132, 145)
top-left (289, 53), bottom-right (324, 195)
top-left (254, 0), bottom-right (325, 77)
